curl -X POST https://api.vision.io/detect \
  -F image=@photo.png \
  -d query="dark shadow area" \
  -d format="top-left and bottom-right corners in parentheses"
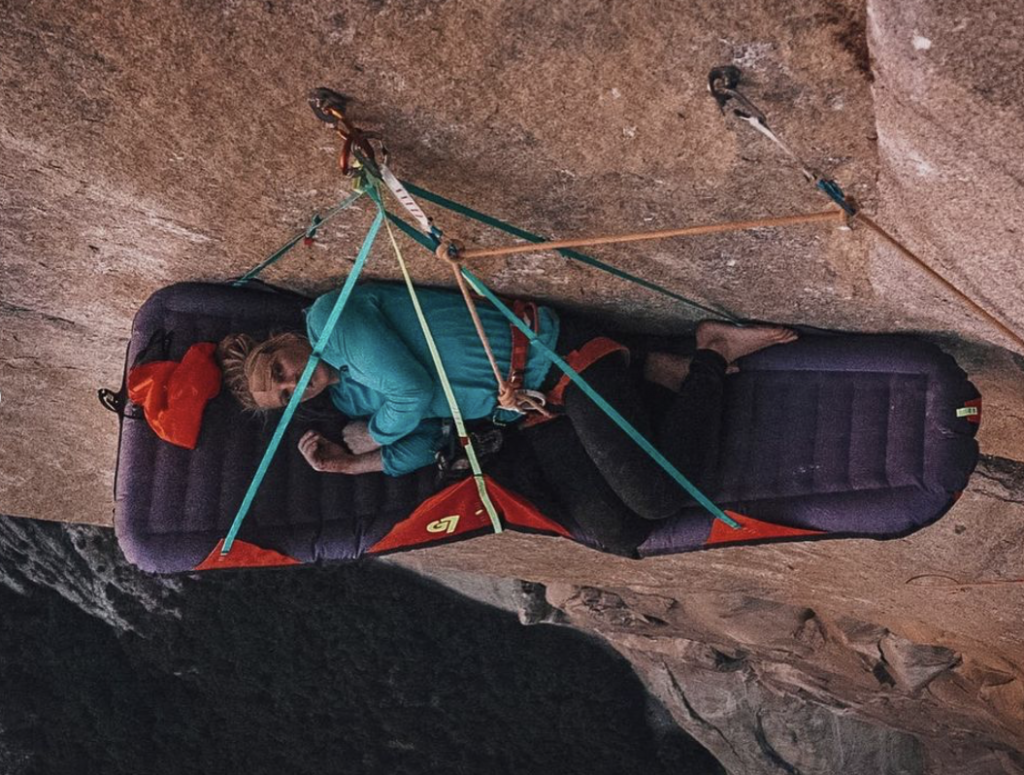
top-left (0, 555), bottom-right (723, 775)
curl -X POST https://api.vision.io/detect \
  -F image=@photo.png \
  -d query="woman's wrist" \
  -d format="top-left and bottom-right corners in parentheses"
top-left (336, 449), bottom-right (384, 475)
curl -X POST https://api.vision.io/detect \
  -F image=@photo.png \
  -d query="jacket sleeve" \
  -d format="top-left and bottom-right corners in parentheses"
top-left (380, 419), bottom-right (445, 476)
top-left (335, 295), bottom-right (434, 445)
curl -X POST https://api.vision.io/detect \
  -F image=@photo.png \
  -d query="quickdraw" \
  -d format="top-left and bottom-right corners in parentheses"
top-left (310, 87), bottom-right (440, 241)
top-left (709, 65), bottom-right (1024, 351)
top-left (708, 66), bottom-right (857, 216)
top-left (308, 88), bottom-right (384, 177)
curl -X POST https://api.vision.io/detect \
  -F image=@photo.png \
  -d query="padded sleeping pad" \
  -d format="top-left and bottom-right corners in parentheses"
top-left (636, 333), bottom-right (980, 556)
top-left (113, 282), bottom-right (980, 573)
top-left (114, 282), bottom-right (437, 573)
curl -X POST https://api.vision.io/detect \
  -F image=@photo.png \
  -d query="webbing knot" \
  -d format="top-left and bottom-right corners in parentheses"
top-left (434, 238), bottom-right (465, 265)
top-left (497, 385), bottom-right (552, 417)
top-left (303, 213), bottom-right (324, 246)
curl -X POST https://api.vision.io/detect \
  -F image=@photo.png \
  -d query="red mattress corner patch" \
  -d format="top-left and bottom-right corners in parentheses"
top-left (961, 397), bottom-right (982, 425)
top-left (194, 539), bottom-right (302, 571)
top-left (706, 510), bottom-right (825, 546)
top-left (368, 475), bottom-right (570, 554)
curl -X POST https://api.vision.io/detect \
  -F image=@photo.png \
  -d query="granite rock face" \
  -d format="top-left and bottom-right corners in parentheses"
top-left (0, 513), bottom-right (180, 633)
top-left (3, 0), bottom-right (1024, 771)
top-left (393, 456), bottom-right (1024, 774)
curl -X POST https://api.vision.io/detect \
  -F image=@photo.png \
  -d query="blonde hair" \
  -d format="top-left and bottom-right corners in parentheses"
top-left (216, 332), bottom-right (306, 412)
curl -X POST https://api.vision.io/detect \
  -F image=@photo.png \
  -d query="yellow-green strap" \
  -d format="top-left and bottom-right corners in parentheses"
top-left (373, 189), bottom-right (503, 534)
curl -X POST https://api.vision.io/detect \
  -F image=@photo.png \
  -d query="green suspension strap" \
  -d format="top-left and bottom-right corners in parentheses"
top-left (221, 204), bottom-right (385, 555)
top-left (232, 190), bottom-right (365, 287)
top-left (459, 268), bottom-right (741, 531)
top-left (380, 200), bottom-right (738, 530)
top-left (400, 180), bottom-right (739, 323)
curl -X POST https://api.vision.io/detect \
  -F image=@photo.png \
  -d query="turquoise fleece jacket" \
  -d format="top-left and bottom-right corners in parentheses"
top-left (305, 283), bottom-right (560, 476)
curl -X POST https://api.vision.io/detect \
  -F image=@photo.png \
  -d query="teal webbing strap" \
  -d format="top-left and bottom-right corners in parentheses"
top-left (400, 180), bottom-right (738, 322)
top-left (221, 207), bottom-right (385, 555)
top-left (232, 190), bottom-right (365, 287)
top-left (460, 268), bottom-right (741, 531)
top-left (385, 210), bottom-right (439, 251)
top-left (381, 203), bottom-right (738, 529)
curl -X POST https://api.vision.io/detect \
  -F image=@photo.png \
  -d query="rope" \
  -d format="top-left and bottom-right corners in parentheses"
top-left (375, 201), bottom-right (738, 529)
top-left (437, 252), bottom-right (550, 416)
top-left (459, 267), bottom-right (741, 531)
top-left (232, 190), bottom-right (365, 286)
top-left (400, 181), bottom-right (740, 322)
top-left (455, 210), bottom-right (846, 261)
top-left (853, 213), bottom-right (1024, 352)
top-left (374, 191), bottom-right (504, 535)
top-left (371, 174), bottom-right (549, 416)
top-left (711, 69), bottom-right (1024, 350)
top-left (221, 206), bottom-right (385, 556)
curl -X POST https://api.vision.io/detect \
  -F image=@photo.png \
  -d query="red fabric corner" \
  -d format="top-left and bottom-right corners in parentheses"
top-left (706, 510), bottom-right (825, 546)
top-left (486, 479), bottom-right (572, 537)
top-left (964, 397), bottom-right (982, 425)
top-left (128, 342), bottom-right (222, 449)
top-left (369, 478), bottom-right (494, 553)
top-left (368, 475), bottom-right (568, 554)
top-left (194, 539), bottom-right (302, 571)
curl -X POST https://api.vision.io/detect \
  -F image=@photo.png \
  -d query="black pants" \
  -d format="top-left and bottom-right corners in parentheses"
top-left (523, 316), bottom-right (727, 555)
top-left (564, 349), bottom-right (727, 518)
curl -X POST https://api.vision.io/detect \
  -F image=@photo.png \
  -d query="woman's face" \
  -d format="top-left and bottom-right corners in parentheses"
top-left (248, 336), bottom-right (335, 410)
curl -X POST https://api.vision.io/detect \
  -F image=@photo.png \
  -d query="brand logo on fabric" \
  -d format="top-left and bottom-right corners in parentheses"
top-left (427, 515), bottom-right (460, 535)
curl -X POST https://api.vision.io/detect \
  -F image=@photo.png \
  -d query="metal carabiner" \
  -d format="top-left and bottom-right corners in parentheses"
top-left (308, 87), bottom-right (345, 125)
top-left (308, 88), bottom-right (386, 176)
top-left (707, 67), bottom-right (858, 215)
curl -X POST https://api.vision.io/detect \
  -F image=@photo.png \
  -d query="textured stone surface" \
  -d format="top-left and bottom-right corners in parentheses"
top-left (0, 515), bottom-right (181, 632)
top-left (3, 0), bottom-right (1024, 771)
top-left (393, 457), bottom-right (1024, 773)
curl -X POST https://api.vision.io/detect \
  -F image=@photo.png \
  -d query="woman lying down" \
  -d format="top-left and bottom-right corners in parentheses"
top-left (217, 282), bottom-right (796, 554)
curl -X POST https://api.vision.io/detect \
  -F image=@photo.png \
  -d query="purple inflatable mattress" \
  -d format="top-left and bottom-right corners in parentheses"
top-left (111, 282), bottom-right (980, 572)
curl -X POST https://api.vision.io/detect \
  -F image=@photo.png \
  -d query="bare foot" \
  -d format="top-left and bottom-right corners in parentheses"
top-left (696, 321), bottom-right (798, 364)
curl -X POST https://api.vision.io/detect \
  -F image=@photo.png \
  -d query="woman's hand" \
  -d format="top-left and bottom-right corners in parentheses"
top-left (342, 420), bottom-right (381, 455)
top-left (299, 430), bottom-right (353, 473)
top-left (299, 430), bottom-right (385, 475)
